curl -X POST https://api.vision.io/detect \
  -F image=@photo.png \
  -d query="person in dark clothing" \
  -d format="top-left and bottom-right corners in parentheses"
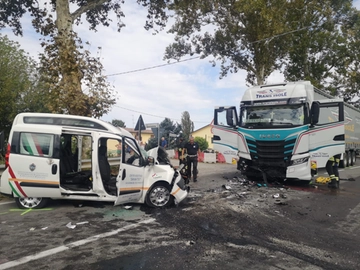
top-left (182, 136), bottom-right (201, 182)
top-left (326, 154), bottom-right (341, 189)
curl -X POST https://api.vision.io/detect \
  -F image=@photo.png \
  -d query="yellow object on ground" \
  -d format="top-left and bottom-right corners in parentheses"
top-left (315, 176), bottom-right (331, 184)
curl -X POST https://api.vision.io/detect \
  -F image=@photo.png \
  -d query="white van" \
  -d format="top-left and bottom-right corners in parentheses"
top-left (0, 113), bottom-right (189, 209)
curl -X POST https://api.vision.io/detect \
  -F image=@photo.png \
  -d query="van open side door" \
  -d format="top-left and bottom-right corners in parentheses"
top-left (212, 106), bottom-right (239, 164)
top-left (114, 136), bottom-right (145, 206)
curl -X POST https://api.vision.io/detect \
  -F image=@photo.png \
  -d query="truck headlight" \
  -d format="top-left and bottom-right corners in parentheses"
top-left (291, 157), bottom-right (309, 166)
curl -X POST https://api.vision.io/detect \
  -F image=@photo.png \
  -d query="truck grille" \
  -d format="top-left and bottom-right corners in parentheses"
top-left (246, 138), bottom-right (296, 167)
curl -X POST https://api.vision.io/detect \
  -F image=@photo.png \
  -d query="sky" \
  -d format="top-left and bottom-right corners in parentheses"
top-left (2, 1), bottom-right (360, 131)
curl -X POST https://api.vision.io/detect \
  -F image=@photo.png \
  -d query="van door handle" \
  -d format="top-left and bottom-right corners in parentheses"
top-left (122, 169), bottom-right (126, 180)
top-left (52, 164), bottom-right (58, 175)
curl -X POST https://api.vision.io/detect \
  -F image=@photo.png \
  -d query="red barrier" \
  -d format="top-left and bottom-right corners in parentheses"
top-left (217, 153), bottom-right (226, 163)
top-left (198, 152), bottom-right (204, 162)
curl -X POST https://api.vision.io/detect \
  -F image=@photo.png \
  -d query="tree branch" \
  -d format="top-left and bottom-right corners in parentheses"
top-left (70, 0), bottom-right (109, 23)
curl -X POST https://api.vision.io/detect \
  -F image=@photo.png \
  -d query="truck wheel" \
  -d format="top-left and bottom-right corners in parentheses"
top-left (146, 183), bottom-right (173, 208)
top-left (350, 151), bottom-right (354, 166)
top-left (15, 197), bottom-right (48, 209)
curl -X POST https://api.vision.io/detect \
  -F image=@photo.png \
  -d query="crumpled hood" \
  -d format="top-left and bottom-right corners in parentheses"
top-left (147, 147), bottom-right (170, 164)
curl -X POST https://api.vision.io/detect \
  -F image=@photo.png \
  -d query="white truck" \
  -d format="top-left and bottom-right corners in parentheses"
top-left (212, 81), bottom-right (360, 182)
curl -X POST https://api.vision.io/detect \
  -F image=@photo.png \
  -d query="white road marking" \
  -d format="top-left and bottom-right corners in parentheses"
top-left (334, 202), bottom-right (360, 234)
top-left (0, 218), bottom-right (155, 270)
top-left (0, 201), bottom-right (14, 206)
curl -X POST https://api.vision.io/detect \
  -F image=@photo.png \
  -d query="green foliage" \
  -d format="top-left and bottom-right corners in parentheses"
top-left (0, 35), bottom-right (50, 138)
top-left (181, 111), bottom-right (194, 141)
top-left (166, 0), bottom-right (293, 85)
top-left (111, 119), bottom-right (126, 127)
top-left (0, 1), bottom-right (172, 117)
top-left (283, 0), bottom-right (355, 95)
top-left (145, 137), bottom-right (159, 150)
top-left (194, 137), bottom-right (208, 152)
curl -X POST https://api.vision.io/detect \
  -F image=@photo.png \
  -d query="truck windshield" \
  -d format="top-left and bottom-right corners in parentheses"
top-left (241, 105), bottom-right (304, 128)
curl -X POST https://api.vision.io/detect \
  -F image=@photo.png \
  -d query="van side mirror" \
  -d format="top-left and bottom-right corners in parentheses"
top-left (310, 102), bottom-right (320, 126)
top-left (147, 156), bottom-right (155, 166)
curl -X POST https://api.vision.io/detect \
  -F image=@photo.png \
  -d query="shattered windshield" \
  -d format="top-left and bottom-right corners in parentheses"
top-left (241, 105), bottom-right (304, 128)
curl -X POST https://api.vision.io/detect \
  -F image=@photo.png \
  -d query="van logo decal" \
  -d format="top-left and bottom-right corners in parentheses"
top-left (29, 163), bottom-right (36, 171)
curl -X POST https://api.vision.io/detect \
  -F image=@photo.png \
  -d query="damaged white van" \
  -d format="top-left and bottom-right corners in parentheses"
top-left (0, 113), bottom-right (189, 209)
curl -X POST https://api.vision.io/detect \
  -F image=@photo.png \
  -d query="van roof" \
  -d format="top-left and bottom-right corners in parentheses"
top-left (13, 113), bottom-right (132, 137)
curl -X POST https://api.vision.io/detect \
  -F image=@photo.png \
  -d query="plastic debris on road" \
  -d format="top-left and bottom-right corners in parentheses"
top-left (66, 222), bottom-right (76, 229)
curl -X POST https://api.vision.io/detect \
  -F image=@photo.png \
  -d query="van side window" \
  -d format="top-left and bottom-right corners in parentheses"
top-left (19, 133), bottom-right (54, 157)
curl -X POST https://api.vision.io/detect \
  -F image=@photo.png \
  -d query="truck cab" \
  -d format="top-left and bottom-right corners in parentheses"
top-left (213, 81), bottom-right (345, 182)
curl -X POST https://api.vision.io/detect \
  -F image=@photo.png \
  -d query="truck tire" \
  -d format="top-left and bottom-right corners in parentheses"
top-left (339, 155), bottom-right (345, 168)
top-left (350, 151), bottom-right (355, 166)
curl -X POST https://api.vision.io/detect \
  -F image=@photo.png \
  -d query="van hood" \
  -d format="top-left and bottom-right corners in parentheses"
top-left (147, 147), bottom-right (171, 165)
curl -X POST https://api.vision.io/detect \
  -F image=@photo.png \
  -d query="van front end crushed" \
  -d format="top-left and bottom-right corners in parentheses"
top-left (171, 174), bottom-right (189, 205)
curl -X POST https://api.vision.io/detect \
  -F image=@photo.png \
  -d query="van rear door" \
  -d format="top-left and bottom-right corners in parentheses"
top-left (8, 125), bottom-right (62, 198)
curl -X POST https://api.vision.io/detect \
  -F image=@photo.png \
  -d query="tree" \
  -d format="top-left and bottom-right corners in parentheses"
top-left (0, 35), bottom-right (50, 138)
top-left (165, 0), bottom-right (293, 85)
top-left (181, 111), bottom-right (194, 141)
top-left (283, 0), bottom-right (354, 94)
top-left (194, 137), bottom-right (209, 152)
top-left (111, 119), bottom-right (126, 128)
top-left (0, 0), bottom-right (172, 116)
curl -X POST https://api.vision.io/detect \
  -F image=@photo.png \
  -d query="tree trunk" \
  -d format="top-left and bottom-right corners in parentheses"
top-left (55, 0), bottom-right (88, 116)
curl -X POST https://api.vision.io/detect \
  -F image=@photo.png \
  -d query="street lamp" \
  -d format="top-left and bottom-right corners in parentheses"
top-left (146, 123), bottom-right (160, 147)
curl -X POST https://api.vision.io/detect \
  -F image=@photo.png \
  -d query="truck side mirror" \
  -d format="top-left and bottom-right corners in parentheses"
top-left (226, 109), bottom-right (236, 127)
top-left (310, 102), bottom-right (320, 126)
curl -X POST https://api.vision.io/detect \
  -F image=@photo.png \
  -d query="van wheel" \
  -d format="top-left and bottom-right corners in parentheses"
top-left (146, 184), bottom-right (173, 208)
top-left (15, 197), bottom-right (48, 209)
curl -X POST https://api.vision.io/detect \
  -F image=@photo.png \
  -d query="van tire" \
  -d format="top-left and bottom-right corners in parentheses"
top-left (146, 183), bottom-right (173, 208)
top-left (15, 197), bottom-right (48, 209)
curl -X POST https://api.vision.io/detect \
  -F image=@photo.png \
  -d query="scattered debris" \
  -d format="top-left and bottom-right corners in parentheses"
top-left (124, 205), bottom-right (133, 210)
top-left (273, 194), bottom-right (280, 198)
top-left (326, 213), bottom-right (332, 217)
top-left (29, 227), bottom-right (35, 231)
top-left (222, 184), bottom-right (232, 190)
top-left (66, 222), bottom-right (76, 229)
top-left (76, 221), bottom-right (89, 225)
top-left (41, 227), bottom-right (48, 230)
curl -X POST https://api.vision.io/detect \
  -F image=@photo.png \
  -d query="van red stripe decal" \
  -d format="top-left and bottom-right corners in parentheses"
top-left (8, 166), bottom-right (16, 179)
top-left (14, 181), bottom-right (27, 197)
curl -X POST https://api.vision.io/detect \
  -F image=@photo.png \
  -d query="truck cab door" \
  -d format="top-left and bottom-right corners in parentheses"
top-left (309, 99), bottom-right (345, 168)
top-left (212, 106), bottom-right (239, 163)
top-left (114, 136), bottom-right (145, 206)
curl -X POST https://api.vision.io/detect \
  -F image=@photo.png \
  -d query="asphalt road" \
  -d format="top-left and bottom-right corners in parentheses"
top-left (0, 160), bottom-right (360, 270)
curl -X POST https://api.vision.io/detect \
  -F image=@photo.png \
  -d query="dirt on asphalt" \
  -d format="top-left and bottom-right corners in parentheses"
top-left (94, 161), bottom-right (360, 270)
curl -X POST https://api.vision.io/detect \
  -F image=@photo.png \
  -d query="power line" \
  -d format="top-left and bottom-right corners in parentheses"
top-left (113, 104), bottom-right (209, 124)
top-left (104, 25), bottom-right (312, 78)
top-left (106, 56), bottom-right (200, 77)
